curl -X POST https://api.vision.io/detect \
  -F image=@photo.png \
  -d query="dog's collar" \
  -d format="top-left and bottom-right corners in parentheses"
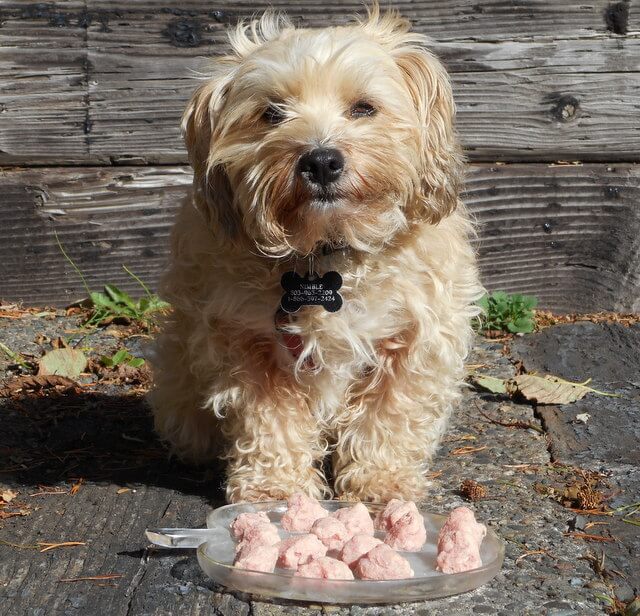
top-left (316, 242), bottom-right (349, 257)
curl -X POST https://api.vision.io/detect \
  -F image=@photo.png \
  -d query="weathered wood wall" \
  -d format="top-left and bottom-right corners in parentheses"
top-left (1, 1), bottom-right (639, 310)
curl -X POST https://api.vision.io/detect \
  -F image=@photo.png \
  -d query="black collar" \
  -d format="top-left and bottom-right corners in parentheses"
top-left (318, 242), bottom-right (349, 257)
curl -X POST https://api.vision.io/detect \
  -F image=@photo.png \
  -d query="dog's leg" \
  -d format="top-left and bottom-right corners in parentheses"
top-left (149, 322), bottom-right (223, 463)
top-left (223, 387), bottom-right (330, 503)
top-left (332, 338), bottom-right (460, 503)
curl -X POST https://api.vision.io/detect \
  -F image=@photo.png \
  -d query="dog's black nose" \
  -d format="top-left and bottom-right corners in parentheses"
top-left (298, 148), bottom-right (344, 187)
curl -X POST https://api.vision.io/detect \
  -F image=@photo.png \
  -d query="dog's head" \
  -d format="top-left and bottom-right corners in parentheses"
top-left (183, 5), bottom-right (462, 257)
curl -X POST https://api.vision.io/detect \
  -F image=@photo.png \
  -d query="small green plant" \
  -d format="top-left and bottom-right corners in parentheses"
top-left (86, 278), bottom-right (169, 328)
top-left (55, 231), bottom-right (169, 328)
top-left (476, 291), bottom-right (537, 334)
top-left (100, 349), bottom-right (145, 369)
top-left (0, 342), bottom-right (33, 372)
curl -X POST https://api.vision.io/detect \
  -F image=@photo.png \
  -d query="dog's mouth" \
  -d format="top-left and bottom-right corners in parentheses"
top-left (307, 185), bottom-right (345, 209)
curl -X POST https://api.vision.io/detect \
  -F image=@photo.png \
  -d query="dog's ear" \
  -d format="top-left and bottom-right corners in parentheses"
top-left (394, 47), bottom-right (464, 224)
top-left (182, 75), bottom-right (239, 236)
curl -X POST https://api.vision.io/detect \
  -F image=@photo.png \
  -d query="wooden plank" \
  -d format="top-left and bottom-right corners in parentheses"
top-left (0, 1), bottom-right (90, 164)
top-left (1, 164), bottom-right (638, 313)
top-left (1, 1), bottom-right (639, 164)
top-left (0, 166), bottom-right (192, 305)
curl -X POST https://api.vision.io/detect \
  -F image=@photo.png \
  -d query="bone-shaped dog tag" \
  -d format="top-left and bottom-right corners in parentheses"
top-left (280, 271), bottom-right (343, 313)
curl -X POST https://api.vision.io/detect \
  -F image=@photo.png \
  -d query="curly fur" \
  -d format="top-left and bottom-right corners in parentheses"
top-left (149, 4), bottom-right (483, 503)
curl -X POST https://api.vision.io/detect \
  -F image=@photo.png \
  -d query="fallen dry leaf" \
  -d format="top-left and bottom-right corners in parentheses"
top-left (469, 374), bottom-right (507, 394)
top-left (470, 372), bottom-right (617, 405)
top-left (38, 348), bottom-right (87, 378)
top-left (116, 488), bottom-right (131, 494)
top-left (1, 489), bottom-right (18, 503)
top-left (0, 374), bottom-right (79, 398)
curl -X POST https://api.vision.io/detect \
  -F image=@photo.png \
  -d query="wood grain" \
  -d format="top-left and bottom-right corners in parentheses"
top-left (1, 164), bottom-right (638, 312)
top-left (1, 1), bottom-right (638, 164)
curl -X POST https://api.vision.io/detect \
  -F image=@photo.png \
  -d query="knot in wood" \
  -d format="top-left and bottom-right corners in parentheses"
top-left (549, 95), bottom-right (580, 122)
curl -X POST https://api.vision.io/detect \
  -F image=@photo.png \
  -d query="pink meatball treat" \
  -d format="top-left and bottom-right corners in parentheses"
top-left (339, 534), bottom-right (384, 568)
top-left (233, 542), bottom-right (279, 573)
top-left (332, 503), bottom-right (375, 537)
top-left (295, 556), bottom-right (355, 580)
top-left (235, 522), bottom-right (281, 556)
top-left (353, 544), bottom-right (414, 580)
top-left (374, 499), bottom-right (420, 531)
top-left (384, 509), bottom-right (427, 552)
top-left (277, 534), bottom-right (328, 569)
top-left (230, 511), bottom-right (271, 540)
top-left (436, 507), bottom-right (487, 574)
top-left (281, 493), bottom-right (329, 532)
top-left (311, 516), bottom-right (351, 551)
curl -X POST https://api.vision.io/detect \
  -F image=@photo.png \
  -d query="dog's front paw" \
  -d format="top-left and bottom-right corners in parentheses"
top-left (226, 467), bottom-right (331, 503)
top-left (334, 463), bottom-right (429, 503)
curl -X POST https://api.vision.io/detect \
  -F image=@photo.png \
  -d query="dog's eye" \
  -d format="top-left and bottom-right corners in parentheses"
top-left (263, 104), bottom-right (285, 125)
top-left (350, 100), bottom-right (376, 118)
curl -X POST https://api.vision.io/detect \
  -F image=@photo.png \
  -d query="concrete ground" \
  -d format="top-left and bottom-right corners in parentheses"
top-left (0, 308), bottom-right (638, 615)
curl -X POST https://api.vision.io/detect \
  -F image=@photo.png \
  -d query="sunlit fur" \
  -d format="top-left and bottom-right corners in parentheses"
top-left (149, 5), bottom-right (483, 503)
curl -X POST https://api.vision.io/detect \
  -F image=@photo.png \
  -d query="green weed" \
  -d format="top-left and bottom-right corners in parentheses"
top-left (100, 349), bottom-right (145, 369)
top-left (476, 291), bottom-right (537, 334)
top-left (55, 231), bottom-right (169, 329)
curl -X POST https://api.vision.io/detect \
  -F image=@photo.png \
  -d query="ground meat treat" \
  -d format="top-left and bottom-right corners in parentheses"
top-left (281, 493), bottom-right (329, 532)
top-left (384, 508), bottom-right (427, 552)
top-left (235, 522), bottom-right (281, 554)
top-left (374, 499), bottom-right (420, 531)
top-left (230, 511), bottom-right (271, 540)
top-left (233, 542), bottom-right (279, 573)
top-left (353, 544), bottom-right (414, 580)
top-left (311, 516), bottom-right (351, 551)
top-left (295, 556), bottom-right (355, 580)
top-left (339, 534), bottom-right (384, 568)
top-left (436, 507), bottom-right (487, 574)
top-left (277, 533), bottom-right (328, 569)
top-left (332, 503), bottom-right (375, 537)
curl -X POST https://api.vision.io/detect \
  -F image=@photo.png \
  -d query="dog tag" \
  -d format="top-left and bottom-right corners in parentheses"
top-left (280, 271), bottom-right (343, 313)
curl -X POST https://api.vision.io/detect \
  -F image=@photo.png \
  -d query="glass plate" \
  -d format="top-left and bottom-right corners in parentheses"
top-left (196, 500), bottom-right (504, 604)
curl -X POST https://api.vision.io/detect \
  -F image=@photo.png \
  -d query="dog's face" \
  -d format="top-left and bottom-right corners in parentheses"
top-left (184, 8), bottom-right (462, 256)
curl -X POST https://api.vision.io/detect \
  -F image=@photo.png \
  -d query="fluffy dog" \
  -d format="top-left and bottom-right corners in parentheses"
top-left (150, 5), bottom-right (482, 503)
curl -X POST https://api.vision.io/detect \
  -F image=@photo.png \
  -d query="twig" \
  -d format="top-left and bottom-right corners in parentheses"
top-left (564, 532), bottom-right (614, 543)
top-left (475, 401), bottom-right (544, 434)
top-left (0, 539), bottom-right (39, 550)
top-left (450, 445), bottom-right (487, 456)
top-left (59, 574), bottom-right (123, 583)
top-left (515, 549), bottom-right (548, 564)
top-left (622, 518), bottom-right (640, 527)
top-left (39, 541), bottom-right (86, 553)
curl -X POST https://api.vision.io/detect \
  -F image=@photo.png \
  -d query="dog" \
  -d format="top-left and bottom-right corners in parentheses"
top-left (149, 4), bottom-right (483, 504)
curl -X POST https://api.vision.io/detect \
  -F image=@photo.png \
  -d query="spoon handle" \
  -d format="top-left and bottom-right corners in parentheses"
top-left (145, 528), bottom-right (215, 548)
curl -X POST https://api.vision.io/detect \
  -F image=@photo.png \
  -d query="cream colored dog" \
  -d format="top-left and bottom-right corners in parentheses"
top-left (150, 5), bottom-right (482, 503)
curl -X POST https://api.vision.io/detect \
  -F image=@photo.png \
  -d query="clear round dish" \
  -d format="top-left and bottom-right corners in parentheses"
top-left (196, 500), bottom-right (504, 604)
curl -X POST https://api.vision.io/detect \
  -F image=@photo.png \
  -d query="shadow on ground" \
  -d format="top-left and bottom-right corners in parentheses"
top-left (0, 389), bottom-right (225, 501)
